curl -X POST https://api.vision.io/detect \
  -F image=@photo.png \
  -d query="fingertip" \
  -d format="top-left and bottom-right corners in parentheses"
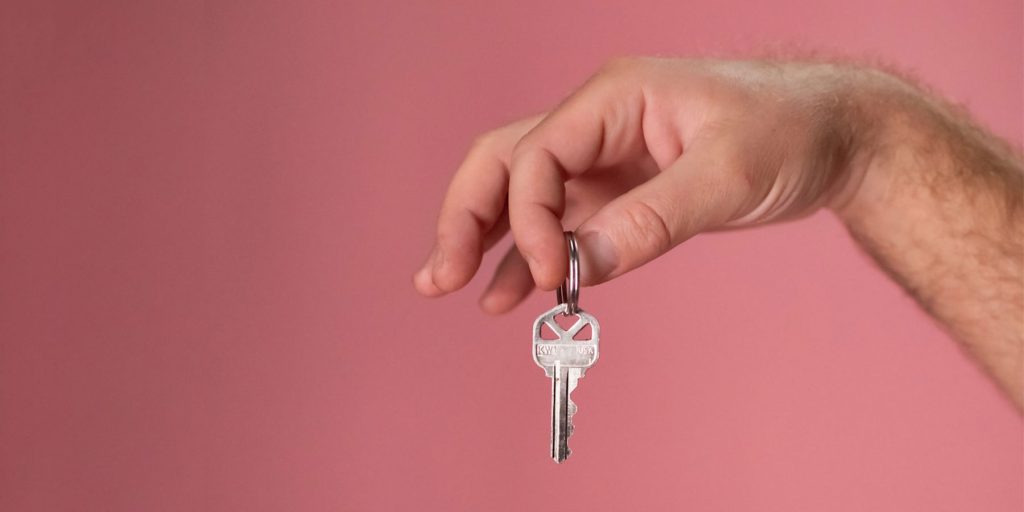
top-left (533, 269), bottom-right (563, 291)
top-left (479, 285), bottom-right (533, 314)
top-left (511, 222), bottom-right (568, 291)
top-left (413, 266), bottom-right (445, 297)
top-left (430, 248), bottom-right (477, 293)
top-left (479, 291), bottom-right (509, 315)
top-left (517, 250), bottom-right (559, 291)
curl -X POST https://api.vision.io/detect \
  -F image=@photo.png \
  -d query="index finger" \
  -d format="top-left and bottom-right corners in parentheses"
top-left (508, 60), bottom-right (650, 290)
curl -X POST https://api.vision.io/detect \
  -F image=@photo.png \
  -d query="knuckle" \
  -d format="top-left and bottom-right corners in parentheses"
top-left (616, 198), bottom-right (674, 255)
top-left (598, 56), bottom-right (646, 77)
top-left (508, 139), bottom-right (542, 172)
top-left (468, 130), bottom-right (502, 157)
top-left (587, 56), bottom-right (655, 97)
top-left (436, 206), bottom-right (484, 242)
top-left (508, 137), bottom-right (529, 163)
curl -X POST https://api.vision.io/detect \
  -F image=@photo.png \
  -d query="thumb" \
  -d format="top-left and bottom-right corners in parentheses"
top-left (576, 150), bottom-right (750, 286)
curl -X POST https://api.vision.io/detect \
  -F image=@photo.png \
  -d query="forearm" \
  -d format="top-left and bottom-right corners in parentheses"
top-left (835, 75), bottom-right (1024, 409)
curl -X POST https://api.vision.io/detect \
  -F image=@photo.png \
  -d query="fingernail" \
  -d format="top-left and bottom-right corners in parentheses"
top-left (414, 263), bottom-right (429, 282)
top-left (416, 247), bottom-right (434, 277)
top-left (413, 247), bottom-right (441, 294)
top-left (428, 245), bottom-right (452, 290)
top-left (577, 230), bottom-right (618, 285)
top-left (429, 247), bottom-right (446, 282)
top-left (414, 259), bottom-right (443, 296)
top-left (521, 251), bottom-right (543, 286)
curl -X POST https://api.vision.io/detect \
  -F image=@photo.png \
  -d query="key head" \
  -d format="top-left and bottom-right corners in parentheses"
top-left (532, 303), bottom-right (600, 375)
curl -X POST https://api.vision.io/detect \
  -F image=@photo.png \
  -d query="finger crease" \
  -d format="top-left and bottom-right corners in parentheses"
top-left (632, 198), bottom-right (674, 251)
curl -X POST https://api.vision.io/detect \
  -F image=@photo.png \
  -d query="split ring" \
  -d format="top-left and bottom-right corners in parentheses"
top-left (555, 231), bottom-right (580, 315)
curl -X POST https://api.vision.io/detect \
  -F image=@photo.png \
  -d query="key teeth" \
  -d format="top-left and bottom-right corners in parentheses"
top-left (554, 451), bottom-right (570, 464)
top-left (567, 398), bottom-right (577, 438)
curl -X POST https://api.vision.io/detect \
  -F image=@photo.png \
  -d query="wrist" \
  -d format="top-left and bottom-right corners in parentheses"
top-left (828, 70), bottom-right (940, 227)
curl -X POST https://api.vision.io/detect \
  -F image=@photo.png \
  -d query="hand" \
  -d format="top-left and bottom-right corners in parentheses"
top-left (414, 57), bottom-right (1023, 407)
top-left (414, 57), bottom-right (877, 313)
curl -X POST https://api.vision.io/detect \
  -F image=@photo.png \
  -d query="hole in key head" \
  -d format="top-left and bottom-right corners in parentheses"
top-left (553, 313), bottom-right (578, 332)
top-left (572, 323), bottom-right (593, 341)
top-left (539, 322), bottom-right (560, 340)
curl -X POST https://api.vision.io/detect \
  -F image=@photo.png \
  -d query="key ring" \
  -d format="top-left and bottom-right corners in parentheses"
top-left (555, 231), bottom-right (580, 315)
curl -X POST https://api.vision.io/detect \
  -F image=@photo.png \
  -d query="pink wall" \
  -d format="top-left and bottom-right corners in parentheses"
top-left (1, 1), bottom-right (1021, 510)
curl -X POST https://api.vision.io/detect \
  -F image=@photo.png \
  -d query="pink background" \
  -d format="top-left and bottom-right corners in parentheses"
top-left (1, 1), bottom-right (1021, 510)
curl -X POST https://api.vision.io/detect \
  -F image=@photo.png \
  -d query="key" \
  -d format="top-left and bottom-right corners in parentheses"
top-left (533, 303), bottom-right (600, 463)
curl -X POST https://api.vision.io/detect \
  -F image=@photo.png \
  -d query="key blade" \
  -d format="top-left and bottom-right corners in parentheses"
top-left (551, 367), bottom-right (585, 463)
top-left (551, 366), bottom-right (571, 463)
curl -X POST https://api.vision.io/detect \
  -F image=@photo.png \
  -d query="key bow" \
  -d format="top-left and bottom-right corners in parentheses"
top-left (532, 303), bottom-right (601, 373)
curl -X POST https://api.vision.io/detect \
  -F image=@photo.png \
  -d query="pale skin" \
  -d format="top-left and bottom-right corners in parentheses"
top-left (412, 57), bottom-right (1024, 410)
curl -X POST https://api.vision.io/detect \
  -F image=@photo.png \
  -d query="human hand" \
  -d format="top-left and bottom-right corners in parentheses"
top-left (413, 56), bottom-right (1024, 408)
top-left (412, 58), bottom-right (888, 312)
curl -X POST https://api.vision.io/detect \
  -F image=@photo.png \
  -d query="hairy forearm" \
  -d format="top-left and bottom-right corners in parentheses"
top-left (835, 74), bottom-right (1024, 409)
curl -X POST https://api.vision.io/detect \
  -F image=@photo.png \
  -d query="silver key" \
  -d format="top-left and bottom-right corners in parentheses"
top-left (533, 303), bottom-right (600, 463)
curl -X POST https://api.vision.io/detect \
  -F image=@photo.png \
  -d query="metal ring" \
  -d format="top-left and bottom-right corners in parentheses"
top-left (556, 231), bottom-right (580, 315)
